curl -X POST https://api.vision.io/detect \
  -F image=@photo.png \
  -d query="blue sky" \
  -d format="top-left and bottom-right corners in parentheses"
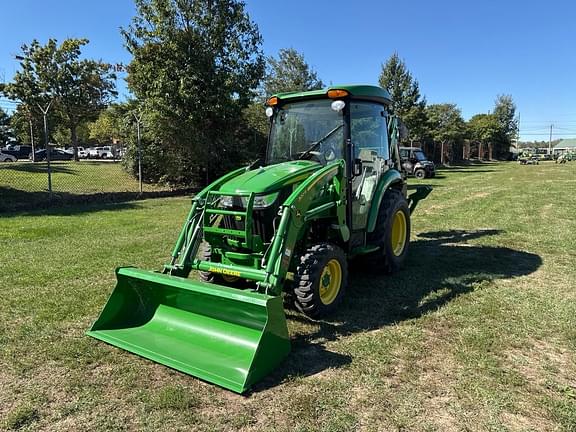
top-left (1, 0), bottom-right (575, 140)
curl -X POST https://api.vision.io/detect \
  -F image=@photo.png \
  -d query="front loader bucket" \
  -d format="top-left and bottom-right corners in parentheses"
top-left (87, 267), bottom-right (290, 393)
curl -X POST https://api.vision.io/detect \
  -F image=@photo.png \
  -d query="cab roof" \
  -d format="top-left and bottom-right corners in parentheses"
top-left (272, 84), bottom-right (392, 106)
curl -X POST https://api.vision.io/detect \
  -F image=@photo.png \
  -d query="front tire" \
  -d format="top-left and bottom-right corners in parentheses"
top-left (293, 243), bottom-right (348, 318)
top-left (414, 169), bottom-right (426, 179)
top-left (367, 188), bottom-right (410, 274)
top-left (198, 242), bottom-right (240, 285)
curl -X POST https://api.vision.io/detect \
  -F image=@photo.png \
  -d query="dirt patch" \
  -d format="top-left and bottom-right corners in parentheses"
top-left (506, 338), bottom-right (575, 389)
top-left (501, 338), bottom-right (575, 430)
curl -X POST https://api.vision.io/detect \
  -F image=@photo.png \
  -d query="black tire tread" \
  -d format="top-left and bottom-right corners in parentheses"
top-left (293, 243), bottom-right (348, 318)
top-left (198, 242), bottom-right (216, 283)
top-left (367, 188), bottom-right (410, 274)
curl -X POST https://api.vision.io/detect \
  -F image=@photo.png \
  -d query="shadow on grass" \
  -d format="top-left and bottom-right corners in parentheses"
top-left (0, 186), bottom-right (194, 216)
top-left (254, 229), bottom-right (542, 392)
top-left (437, 168), bottom-right (496, 173)
top-left (0, 161), bottom-right (77, 175)
top-left (435, 160), bottom-right (501, 173)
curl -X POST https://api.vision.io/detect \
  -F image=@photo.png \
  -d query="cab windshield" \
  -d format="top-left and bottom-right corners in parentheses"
top-left (267, 99), bottom-right (344, 165)
top-left (414, 150), bottom-right (427, 161)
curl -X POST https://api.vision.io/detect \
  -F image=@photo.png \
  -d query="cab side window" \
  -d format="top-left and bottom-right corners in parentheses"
top-left (351, 102), bottom-right (389, 161)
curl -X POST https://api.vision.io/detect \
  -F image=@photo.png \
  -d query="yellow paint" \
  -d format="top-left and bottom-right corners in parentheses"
top-left (208, 267), bottom-right (241, 278)
top-left (391, 210), bottom-right (407, 256)
top-left (319, 259), bottom-right (342, 305)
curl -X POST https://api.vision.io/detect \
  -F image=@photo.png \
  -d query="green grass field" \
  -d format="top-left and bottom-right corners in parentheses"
top-left (1, 161), bottom-right (575, 431)
top-left (0, 161), bottom-right (169, 212)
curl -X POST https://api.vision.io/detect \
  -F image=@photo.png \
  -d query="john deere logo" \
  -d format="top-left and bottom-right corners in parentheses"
top-left (208, 267), bottom-right (241, 278)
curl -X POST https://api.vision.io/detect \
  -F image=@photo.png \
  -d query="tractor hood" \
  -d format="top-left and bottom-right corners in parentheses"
top-left (219, 160), bottom-right (321, 195)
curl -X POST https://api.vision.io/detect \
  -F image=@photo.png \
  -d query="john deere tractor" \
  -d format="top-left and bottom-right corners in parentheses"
top-left (88, 85), bottom-right (411, 393)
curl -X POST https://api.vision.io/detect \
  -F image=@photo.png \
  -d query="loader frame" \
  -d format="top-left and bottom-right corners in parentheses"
top-left (164, 160), bottom-right (348, 297)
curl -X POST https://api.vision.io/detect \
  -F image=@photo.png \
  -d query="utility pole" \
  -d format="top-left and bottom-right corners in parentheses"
top-left (29, 117), bottom-right (35, 162)
top-left (516, 113), bottom-right (520, 152)
top-left (37, 100), bottom-right (53, 198)
top-left (548, 124), bottom-right (553, 156)
top-left (133, 112), bottom-right (143, 194)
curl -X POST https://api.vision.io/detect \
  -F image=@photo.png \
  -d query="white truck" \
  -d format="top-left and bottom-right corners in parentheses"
top-left (88, 146), bottom-right (115, 159)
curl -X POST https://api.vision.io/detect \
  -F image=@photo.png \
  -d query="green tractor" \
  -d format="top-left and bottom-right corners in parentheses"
top-left (88, 85), bottom-right (411, 393)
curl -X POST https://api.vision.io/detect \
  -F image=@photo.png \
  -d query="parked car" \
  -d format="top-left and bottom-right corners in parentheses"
top-left (0, 150), bottom-right (17, 162)
top-left (2, 144), bottom-right (32, 159)
top-left (102, 146), bottom-right (115, 159)
top-left (88, 146), bottom-right (115, 159)
top-left (32, 148), bottom-right (74, 161)
top-left (78, 147), bottom-right (89, 158)
top-left (61, 146), bottom-right (90, 158)
top-left (399, 146), bottom-right (436, 179)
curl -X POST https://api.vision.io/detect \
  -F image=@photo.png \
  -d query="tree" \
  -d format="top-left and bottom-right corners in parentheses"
top-left (378, 53), bottom-right (427, 143)
top-left (493, 94), bottom-right (517, 157)
top-left (425, 103), bottom-right (466, 164)
top-left (3, 38), bottom-right (117, 159)
top-left (53, 121), bottom-right (92, 146)
top-left (124, 0), bottom-right (265, 184)
top-left (468, 114), bottom-right (500, 160)
top-left (241, 102), bottom-right (269, 157)
top-left (0, 108), bottom-right (14, 145)
top-left (89, 104), bottom-right (132, 144)
top-left (7, 104), bottom-right (46, 153)
top-left (264, 48), bottom-right (324, 96)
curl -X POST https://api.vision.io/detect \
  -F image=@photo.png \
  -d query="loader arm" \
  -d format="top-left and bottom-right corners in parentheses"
top-left (260, 160), bottom-right (347, 295)
top-left (163, 165), bottom-right (248, 278)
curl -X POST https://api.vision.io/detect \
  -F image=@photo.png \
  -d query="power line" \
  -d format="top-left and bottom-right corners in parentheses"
top-left (520, 133), bottom-right (576, 136)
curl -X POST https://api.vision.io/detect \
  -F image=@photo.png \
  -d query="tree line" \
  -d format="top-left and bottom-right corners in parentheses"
top-left (0, 0), bottom-right (518, 186)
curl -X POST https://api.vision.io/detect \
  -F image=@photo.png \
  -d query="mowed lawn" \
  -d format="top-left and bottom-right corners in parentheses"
top-left (1, 161), bottom-right (575, 431)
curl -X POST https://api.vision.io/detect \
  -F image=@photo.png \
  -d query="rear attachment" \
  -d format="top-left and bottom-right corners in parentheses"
top-left (87, 267), bottom-right (290, 393)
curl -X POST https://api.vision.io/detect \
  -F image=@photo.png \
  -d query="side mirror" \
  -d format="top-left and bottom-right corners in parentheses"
top-left (353, 158), bottom-right (363, 177)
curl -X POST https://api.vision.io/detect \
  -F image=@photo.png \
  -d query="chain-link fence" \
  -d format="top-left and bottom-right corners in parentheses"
top-left (0, 155), bottom-right (191, 212)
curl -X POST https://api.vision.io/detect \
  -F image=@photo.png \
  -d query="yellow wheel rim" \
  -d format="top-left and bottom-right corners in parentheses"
top-left (319, 259), bottom-right (342, 305)
top-left (391, 210), bottom-right (407, 257)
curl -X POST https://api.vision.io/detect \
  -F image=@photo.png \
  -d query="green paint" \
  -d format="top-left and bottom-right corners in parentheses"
top-left (87, 267), bottom-right (289, 394)
top-left (88, 84), bottom-right (407, 394)
top-left (273, 84), bottom-right (392, 106)
top-left (219, 160), bottom-right (319, 195)
top-left (366, 170), bottom-right (404, 233)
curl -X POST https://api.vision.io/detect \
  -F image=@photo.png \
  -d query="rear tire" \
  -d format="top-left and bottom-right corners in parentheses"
top-left (367, 188), bottom-right (410, 274)
top-left (293, 243), bottom-right (348, 318)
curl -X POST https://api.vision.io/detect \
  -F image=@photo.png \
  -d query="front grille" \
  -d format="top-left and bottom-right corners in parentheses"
top-left (222, 205), bottom-right (277, 244)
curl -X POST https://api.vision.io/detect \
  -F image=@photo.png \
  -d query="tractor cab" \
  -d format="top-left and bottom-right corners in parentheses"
top-left (262, 86), bottom-right (404, 238)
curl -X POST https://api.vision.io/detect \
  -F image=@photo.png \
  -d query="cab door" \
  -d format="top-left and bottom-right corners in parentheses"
top-left (350, 102), bottom-right (390, 231)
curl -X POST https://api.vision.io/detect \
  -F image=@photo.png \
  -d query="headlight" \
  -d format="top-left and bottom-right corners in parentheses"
top-left (253, 192), bottom-right (279, 209)
top-left (219, 196), bottom-right (234, 208)
top-left (219, 193), bottom-right (279, 209)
